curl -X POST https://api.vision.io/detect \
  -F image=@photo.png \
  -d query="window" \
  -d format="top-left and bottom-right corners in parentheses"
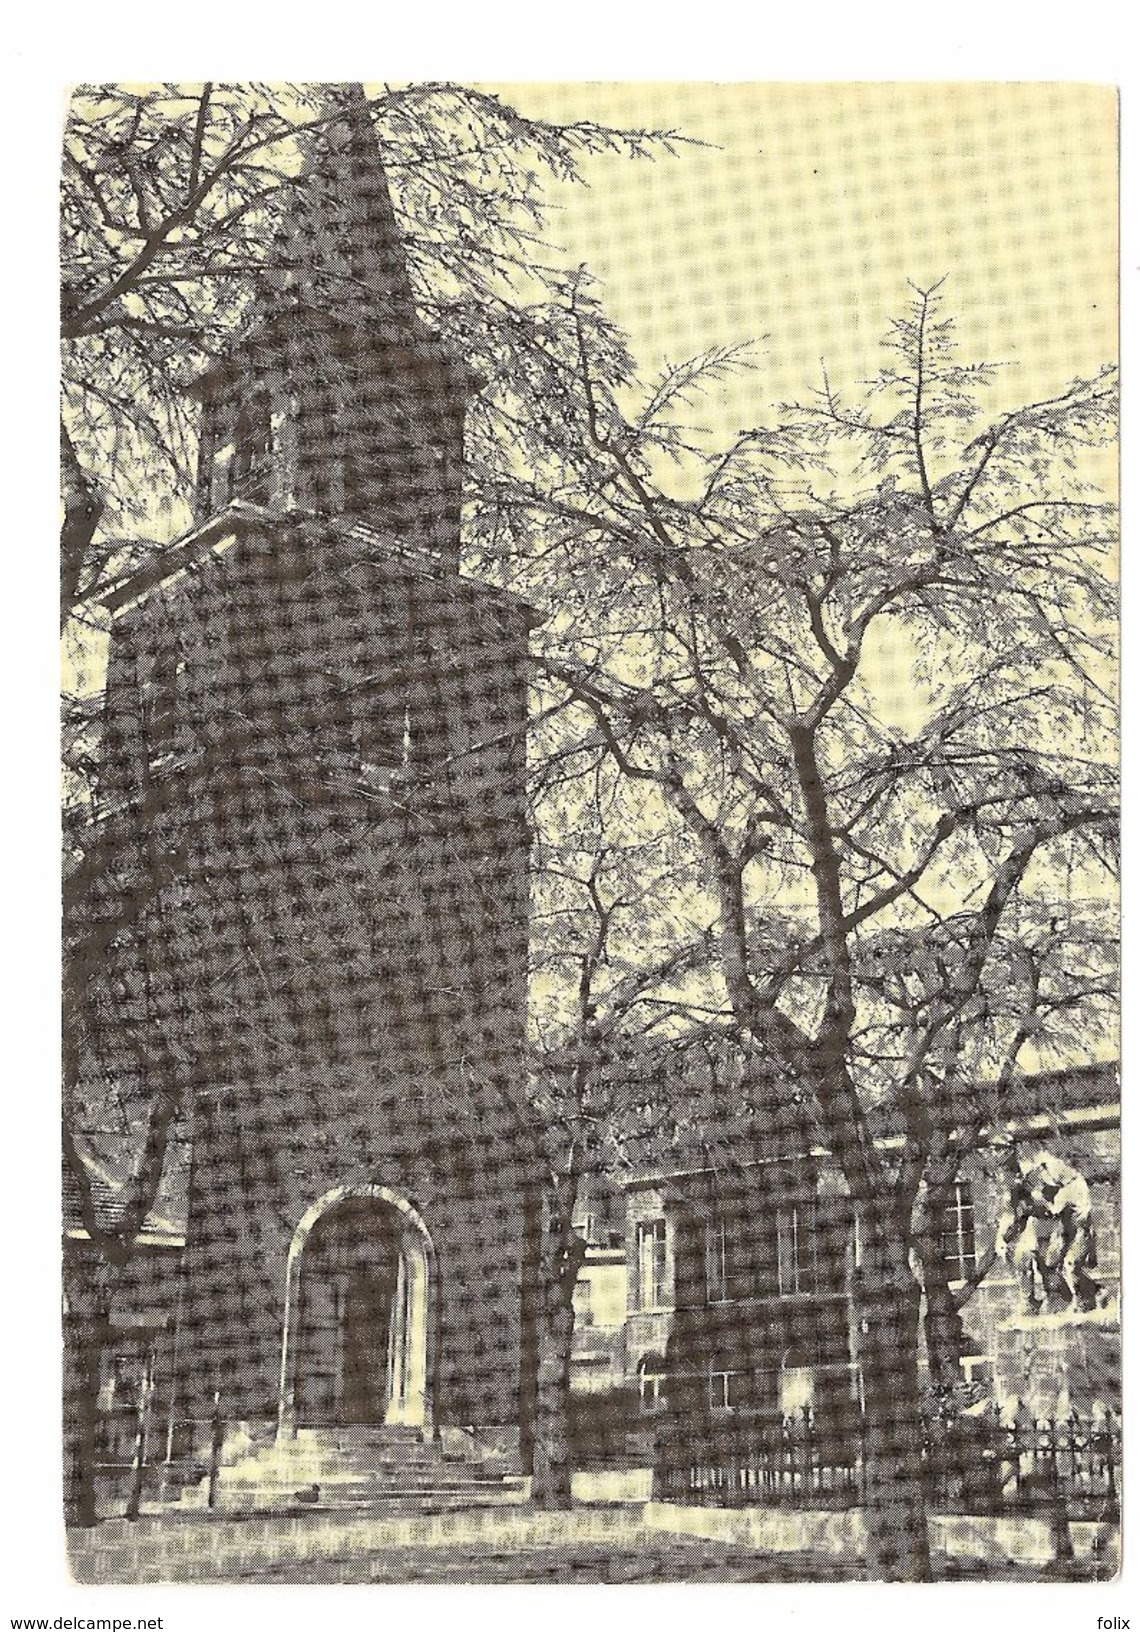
top-left (637, 1218), bottom-right (668, 1310)
top-left (705, 1219), bottom-right (730, 1302)
top-left (708, 1370), bottom-right (732, 1411)
top-left (776, 1203), bottom-right (819, 1296)
top-left (572, 1278), bottom-right (593, 1329)
top-left (229, 392), bottom-right (274, 504)
top-left (638, 1358), bottom-right (667, 1412)
top-left (354, 634), bottom-right (435, 777)
top-left (196, 397), bottom-right (221, 513)
top-left (779, 1358), bottom-right (815, 1419)
top-left (319, 680), bottom-right (412, 780)
top-left (358, 697), bottom-right (411, 773)
top-left (144, 650), bottom-right (185, 766)
top-left (708, 1370), bottom-right (755, 1411)
top-left (640, 1370), bottom-right (665, 1411)
top-left (939, 1182), bottom-right (978, 1283)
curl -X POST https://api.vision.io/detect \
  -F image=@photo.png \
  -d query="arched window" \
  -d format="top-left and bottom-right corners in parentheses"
top-left (144, 646), bottom-right (185, 766)
top-left (637, 1354), bottom-right (667, 1413)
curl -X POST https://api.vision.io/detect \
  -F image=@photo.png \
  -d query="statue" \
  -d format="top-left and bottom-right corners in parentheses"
top-left (995, 1144), bottom-right (1102, 1314)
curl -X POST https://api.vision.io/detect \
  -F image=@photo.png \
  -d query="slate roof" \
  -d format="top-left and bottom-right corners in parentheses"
top-left (611, 1047), bottom-right (1118, 1187)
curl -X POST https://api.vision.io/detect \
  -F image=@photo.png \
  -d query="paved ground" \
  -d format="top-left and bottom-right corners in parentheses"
top-left (67, 1507), bottom-right (1116, 1585)
top-left (221, 1538), bottom-right (866, 1584)
top-left (213, 1544), bottom-right (1111, 1584)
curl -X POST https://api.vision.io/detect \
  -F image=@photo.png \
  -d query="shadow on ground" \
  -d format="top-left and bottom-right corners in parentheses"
top-left (68, 1508), bottom-right (1117, 1585)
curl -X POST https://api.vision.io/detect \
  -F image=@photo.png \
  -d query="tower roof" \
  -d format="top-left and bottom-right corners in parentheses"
top-left (262, 84), bottom-right (420, 334)
top-left (193, 85), bottom-right (428, 399)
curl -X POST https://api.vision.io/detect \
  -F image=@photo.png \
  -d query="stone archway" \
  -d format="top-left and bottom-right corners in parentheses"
top-left (277, 1183), bottom-right (435, 1438)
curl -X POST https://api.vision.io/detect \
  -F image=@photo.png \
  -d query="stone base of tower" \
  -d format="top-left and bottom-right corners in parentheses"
top-left (170, 1085), bottom-right (540, 1470)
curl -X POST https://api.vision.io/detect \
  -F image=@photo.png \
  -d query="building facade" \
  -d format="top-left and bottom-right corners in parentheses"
top-left (587, 1063), bottom-right (1119, 1443)
top-left (568, 1189), bottom-right (628, 1399)
top-left (82, 89), bottom-right (540, 1459)
top-left (620, 1155), bottom-right (859, 1434)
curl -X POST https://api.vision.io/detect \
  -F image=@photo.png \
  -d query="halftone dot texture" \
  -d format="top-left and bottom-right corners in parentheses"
top-left (66, 84), bottom-right (1118, 1582)
top-left (480, 82), bottom-right (1116, 734)
top-left (484, 83), bottom-right (1116, 399)
top-left (72, 88), bottom-right (540, 1501)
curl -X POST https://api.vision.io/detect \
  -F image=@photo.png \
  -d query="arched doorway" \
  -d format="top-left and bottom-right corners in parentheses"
top-left (278, 1184), bottom-right (434, 1436)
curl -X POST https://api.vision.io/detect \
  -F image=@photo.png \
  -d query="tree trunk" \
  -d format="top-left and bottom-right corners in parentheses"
top-left (62, 1288), bottom-right (108, 1528)
top-left (916, 1183), bottom-right (970, 1390)
top-left (60, 423), bottom-right (103, 630)
top-left (855, 1212), bottom-right (932, 1581)
top-left (530, 1294), bottom-right (576, 1509)
top-left (922, 1264), bottom-right (969, 1390)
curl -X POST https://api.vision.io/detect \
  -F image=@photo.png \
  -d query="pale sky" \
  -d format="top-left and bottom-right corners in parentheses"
top-left (481, 83), bottom-right (1117, 436)
top-left (64, 83), bottom-right (1119, 709)
top-left (18, 49), bottom-right (1132, 1623)
top-left (471, 84), bottom-right (1118, 747)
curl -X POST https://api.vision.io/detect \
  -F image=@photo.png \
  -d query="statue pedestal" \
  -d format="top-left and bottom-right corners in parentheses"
top-left (993, 1303), bottom-right (1120, 1416)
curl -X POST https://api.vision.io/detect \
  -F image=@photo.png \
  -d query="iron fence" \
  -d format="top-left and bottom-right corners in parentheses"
top-left (925, 1411), bottom-right (1120, 1520)
top-left (655, 1411), bottom-right (860, 1509)
top-left (654, 1406), bottom-right (1121, 1519)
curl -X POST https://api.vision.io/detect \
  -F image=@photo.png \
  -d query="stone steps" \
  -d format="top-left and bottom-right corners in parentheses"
top-left (219, 1471), bottom-right (518, 1493)
top-left (175, 1425), bottom-right (524, 1514)
top-left (179, 1483), bottom-right (527, 1513)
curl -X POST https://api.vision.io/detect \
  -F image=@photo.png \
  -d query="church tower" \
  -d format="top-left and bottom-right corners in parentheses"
top-left (190, 88), bottom-right (470, 566)
top-left (95, 88), bottom-right (539, 1459)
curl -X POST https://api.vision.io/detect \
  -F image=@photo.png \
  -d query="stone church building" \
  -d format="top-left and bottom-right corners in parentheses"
top-left (85, 88), bottom-right (541, 1467)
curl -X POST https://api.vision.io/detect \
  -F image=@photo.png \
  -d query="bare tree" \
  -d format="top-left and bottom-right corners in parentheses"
top-left (478, 280), bottom-right (1117, 1578)
top-left (63, 88), bottom-right (1117, 1570)
top-left (62, 83), bottom-right (671, 619)
top-left (522, 755), bottom-right (723, 1505)
top-left (60, 81), bottom-right (673, 1525)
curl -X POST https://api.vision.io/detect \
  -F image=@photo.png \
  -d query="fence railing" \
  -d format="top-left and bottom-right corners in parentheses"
top-left (654, 1407), bottom-right (1121, 1519)
top-left (94, 1408), bottom-right (214, 1518)
top-left (656, 1415), bottom-right (859, 1509)
top-left (925, 1412), bottom-right (1120, 1520)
